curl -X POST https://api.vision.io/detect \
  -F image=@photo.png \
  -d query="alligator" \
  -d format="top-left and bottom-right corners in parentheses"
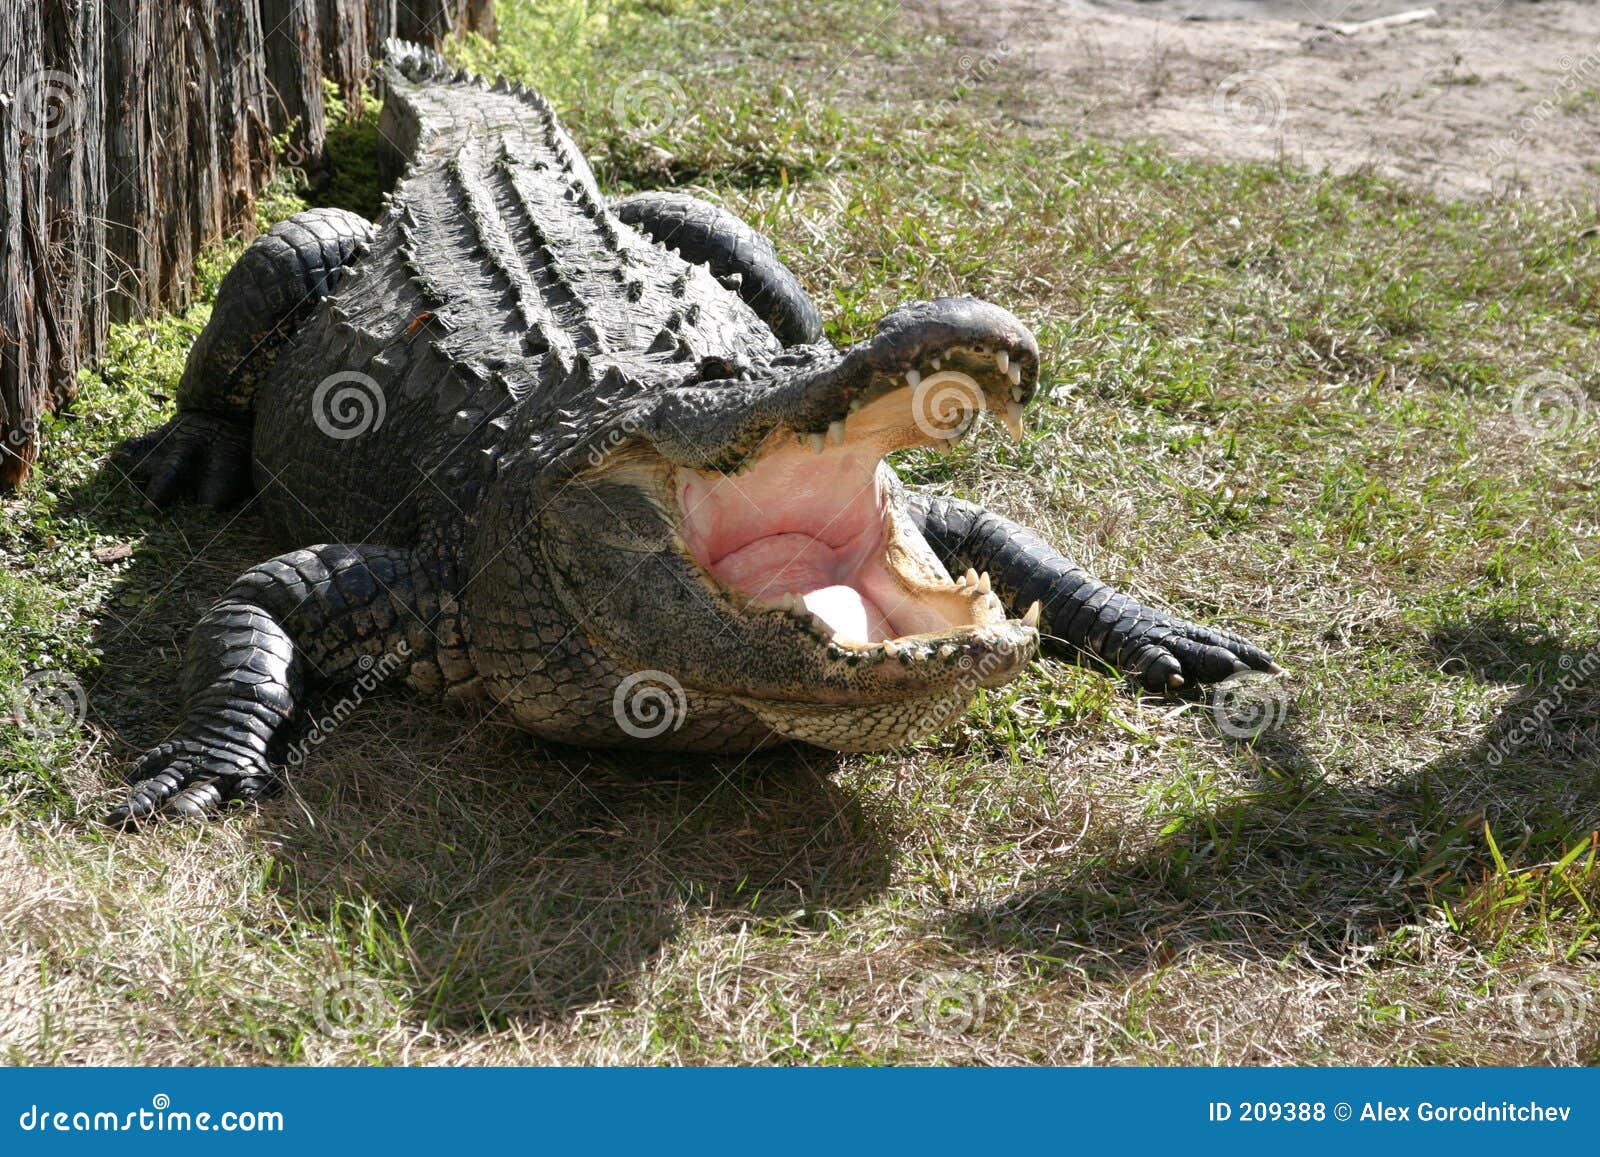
top-left (108, 41), bottom-right (1279, 825)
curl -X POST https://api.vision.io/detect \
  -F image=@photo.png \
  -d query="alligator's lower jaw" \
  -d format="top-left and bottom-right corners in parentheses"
top-left (736, 687), bottom-right (979, 752)
top-left (732, 613), bottom-right (1036, 743)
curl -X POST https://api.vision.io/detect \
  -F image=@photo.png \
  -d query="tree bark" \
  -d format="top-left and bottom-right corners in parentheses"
top-left (262, 0), bottom-right (329, 183)
top-left (0, 0), bottom-right (491, 488)
top-left (318, 0), bottom-right (371, 104)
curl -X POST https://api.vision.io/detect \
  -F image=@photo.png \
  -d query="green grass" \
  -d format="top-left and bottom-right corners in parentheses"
top-left (1, 0), bottom-right (1598, 1064)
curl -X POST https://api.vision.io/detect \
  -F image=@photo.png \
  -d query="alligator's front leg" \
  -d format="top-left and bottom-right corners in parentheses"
top-left (107, 544), bottom-right (442, 826)
top-left (907, 493), bottom-right (1278, 690)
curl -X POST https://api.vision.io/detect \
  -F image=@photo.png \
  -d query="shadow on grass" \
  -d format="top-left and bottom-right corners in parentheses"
top-left (73, 457), bottom-right (891, 1029)
top-left (265, 732), bottom-right (888, 1028)
top-left (943, 617), bottom-right (1600, 977)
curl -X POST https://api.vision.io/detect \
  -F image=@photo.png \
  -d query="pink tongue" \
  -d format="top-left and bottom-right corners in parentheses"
top-left (706, 535), bottom-right (894, 642)
top-left (802, 585), bottom-right (892, 643)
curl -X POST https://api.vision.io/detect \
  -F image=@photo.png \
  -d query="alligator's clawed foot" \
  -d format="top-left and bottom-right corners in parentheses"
top-left (106, 738), bottom-right (277, 828)
top-left (1124, 619), bottom-right (1281, 693)
top-left (116, 413), bottom-right (253, 509)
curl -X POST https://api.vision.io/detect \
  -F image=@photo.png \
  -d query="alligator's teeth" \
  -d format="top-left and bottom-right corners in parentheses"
top-left (977, 571), bottom-right (992, 594)
top-left (1010, 384), bottom-right (1025, 403)
top-left (848, 398), bottom-right (862, 414)
top-left (1022, 600), bottom-right (1041, 628)
top-left (954, 573), bottom-right (967, 588)
top-left (906, 369), bottom-right (922, 389)
top-left (931, 356), bottom-right (943, 370)
top-left (996, 350), bottom-right (1010, 374)
top-left (881, 640), bottom-right (899, 659)
top-left (828, 419), bottom-right (846, 445)
top-left (1007, 364), bottom-right (1022, 388)
top-left (965, 567), bottom-right (980, 587)
top-left (1003, 401), bottom-right (1025, 442)
top-left (809, 432), bottom-right (826, 455)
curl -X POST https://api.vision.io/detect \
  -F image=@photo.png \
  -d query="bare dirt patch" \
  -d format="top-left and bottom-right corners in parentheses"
top-left (917, 0), bottom-right (1600, 201)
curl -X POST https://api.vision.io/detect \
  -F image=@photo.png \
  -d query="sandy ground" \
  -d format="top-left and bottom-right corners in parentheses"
top-left (917, 0), bottom-right (1600, 201)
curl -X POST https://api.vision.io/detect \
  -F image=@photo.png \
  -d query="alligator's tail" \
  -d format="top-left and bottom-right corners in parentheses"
top-left (374, 39), bottom-right (599, 195)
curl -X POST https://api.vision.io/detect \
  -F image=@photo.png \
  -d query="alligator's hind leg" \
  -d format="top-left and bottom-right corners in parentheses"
top-left (908, 493), bottom-right (1279, 691)
top-left (613, 191), bottom-right (824, 347)
top-left (119, 208), bottom-right (374, 508)
top-left (107, 544), bottom-right (445, 826)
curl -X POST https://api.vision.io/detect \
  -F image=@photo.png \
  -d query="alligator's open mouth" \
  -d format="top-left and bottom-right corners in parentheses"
top-left (545, 297), bottom-right (1047, 748)
top-left (677, 341), bottom-right (1041, 656)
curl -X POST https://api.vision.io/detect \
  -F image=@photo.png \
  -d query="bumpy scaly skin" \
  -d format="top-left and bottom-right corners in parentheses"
top-left (118, 209), bottom-right (376, 507)
top-left (613, 191), bottom-right (824, 347)
top-left (107, 545), bottom-right (447, 824)
top-left (178, 209), bottom-right (376, 417)
top-left (109, 41), bottom-right (1277, 824)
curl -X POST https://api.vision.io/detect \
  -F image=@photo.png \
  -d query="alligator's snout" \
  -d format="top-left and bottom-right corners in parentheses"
top-left (632, 296), bottom-right (1041, 474)
top-left (539, 296), bottom-right (1045, 751)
